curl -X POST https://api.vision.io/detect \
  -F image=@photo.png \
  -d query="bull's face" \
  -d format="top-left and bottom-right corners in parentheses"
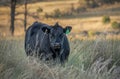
top-left (42, 22), bottom-right (72, 52)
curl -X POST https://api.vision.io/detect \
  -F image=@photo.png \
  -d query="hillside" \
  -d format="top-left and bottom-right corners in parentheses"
top-left (0, 0), bottom-right (120, 37)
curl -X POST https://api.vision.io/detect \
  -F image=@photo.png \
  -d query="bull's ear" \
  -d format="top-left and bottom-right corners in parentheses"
top-left (42, 27), bottom-right (50, 34)
top-left (64, 26), bottom-right (72, 34)
top-left (54, 22), bottom-right (59, 26)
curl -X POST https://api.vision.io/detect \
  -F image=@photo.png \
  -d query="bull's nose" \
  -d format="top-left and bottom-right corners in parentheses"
top-left (54, 43), bottom-right (61, 49)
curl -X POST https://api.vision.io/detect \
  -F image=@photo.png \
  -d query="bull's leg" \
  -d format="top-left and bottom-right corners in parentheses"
top-left (60, 50), bottom-right (69, 64)
top-left (26, 51), bottom-right (33, 56)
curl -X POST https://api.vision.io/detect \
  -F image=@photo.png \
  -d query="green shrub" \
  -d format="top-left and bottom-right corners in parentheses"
top-left (78, 0), bottom-right (98, 8)
top-left (76, 6), bottom-right (86, 13)
top-left (44, 9), bottom-right (68, 18)
top-left (44, 5), bottom-right (86, 18)
top-left (88, 0), bottom-right (99, 8)
top-left (88, 31), bottom-right (95, 37)
top-left (102, 16), bottom-right (111, 24)
top-left (111, 21), bottom-right (120, 29)
top-left (44, 12), bottom-right (51, 18)
top-left (36, 7), bottom-right (43, 13)
top-left (70, 3), bottom-right (75, 12)
top-left (50, 8), bottom-right (71, 18)
top-left (52, 8), bottom-right (62, 18)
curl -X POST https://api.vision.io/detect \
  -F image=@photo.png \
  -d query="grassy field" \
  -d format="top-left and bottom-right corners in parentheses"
top-left (0, 36), bottom-right (120, 79)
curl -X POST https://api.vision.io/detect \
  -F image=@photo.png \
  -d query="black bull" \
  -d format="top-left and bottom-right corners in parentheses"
top-left (25, 22), bottom-right (72, 63)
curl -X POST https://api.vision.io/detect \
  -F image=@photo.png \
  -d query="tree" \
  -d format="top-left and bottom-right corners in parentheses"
top-left (24, 0), bottom-right (28, 32)
top-left (10, 0), bottom-right (17, 35)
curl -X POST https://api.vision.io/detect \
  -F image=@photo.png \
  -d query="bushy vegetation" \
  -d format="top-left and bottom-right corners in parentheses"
top-left (78, 0), bottom-right (120, 7)
top-left (88, 31), bottom-right (95, 36)
top-left (111, 21), bottom-right (120, 29)
top-left (102, 16), bottom-right (111, 24)
top-left (44, 5), bottom-right (86, 18)
top-left (52, 9), bottom-right (62, 18)
top-left (78, 0), bottom-right (99, 8)
top-left (44, 8), bottom-right (71, 18)
top-left (44, 12), bottom-right (51, 19)
top-left (75, 6), bottom-right (86, 13)
top-left (0, 37), bottom-right (120, 79)
top-left (44, 9), bottom-right (63, 18)
top-left (36, 7), bottom-right (43, 13)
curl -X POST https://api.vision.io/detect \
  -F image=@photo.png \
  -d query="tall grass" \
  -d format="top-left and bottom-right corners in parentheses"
top-left (0, 36), bottom-right (120, 79)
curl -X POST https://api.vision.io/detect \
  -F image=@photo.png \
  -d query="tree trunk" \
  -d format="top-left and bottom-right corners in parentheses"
top-left (24, 0), bottom-right (28, 32)
top-left (10, 0), bottom-right (17, 36)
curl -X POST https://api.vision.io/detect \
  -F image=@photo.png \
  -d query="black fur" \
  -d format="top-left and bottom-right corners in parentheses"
top-left (25, 22), bottom-right (72, 63)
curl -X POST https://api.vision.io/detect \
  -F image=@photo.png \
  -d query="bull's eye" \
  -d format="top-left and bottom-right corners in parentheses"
top-left (50, 34), bottom-right (55, 40)
top-left (51, 36), bottom-right (54, 39)
top-left (59, 33), bottom-right (63, 37)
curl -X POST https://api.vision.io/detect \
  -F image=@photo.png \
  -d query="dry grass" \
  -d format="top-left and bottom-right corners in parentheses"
top-left (0, 0), bottom-right (120, 36)
top-left (0, 36), bottom-right (120, 79)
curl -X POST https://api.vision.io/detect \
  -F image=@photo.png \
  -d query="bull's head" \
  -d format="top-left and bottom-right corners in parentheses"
top-left (41, 22), bottom-right (72, 52)
top-left (50, 22), bottom-right (72, 52)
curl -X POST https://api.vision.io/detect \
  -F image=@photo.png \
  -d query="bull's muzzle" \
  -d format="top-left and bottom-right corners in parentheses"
top-left (54, 43), bottom-right (61, 50)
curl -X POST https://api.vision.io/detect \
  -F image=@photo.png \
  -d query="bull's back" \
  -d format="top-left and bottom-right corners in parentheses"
top-left (25, 22), bottom-right (43, 55)
top-left (24, 22), bottom-right (51, 56)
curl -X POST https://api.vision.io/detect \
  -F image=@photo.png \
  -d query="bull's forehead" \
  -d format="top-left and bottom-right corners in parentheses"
top-left (51, 26), bottom-right (63, 34)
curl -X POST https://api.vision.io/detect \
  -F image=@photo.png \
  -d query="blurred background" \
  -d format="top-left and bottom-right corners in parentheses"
top-left (0, 0), bottom-right (120, 39)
